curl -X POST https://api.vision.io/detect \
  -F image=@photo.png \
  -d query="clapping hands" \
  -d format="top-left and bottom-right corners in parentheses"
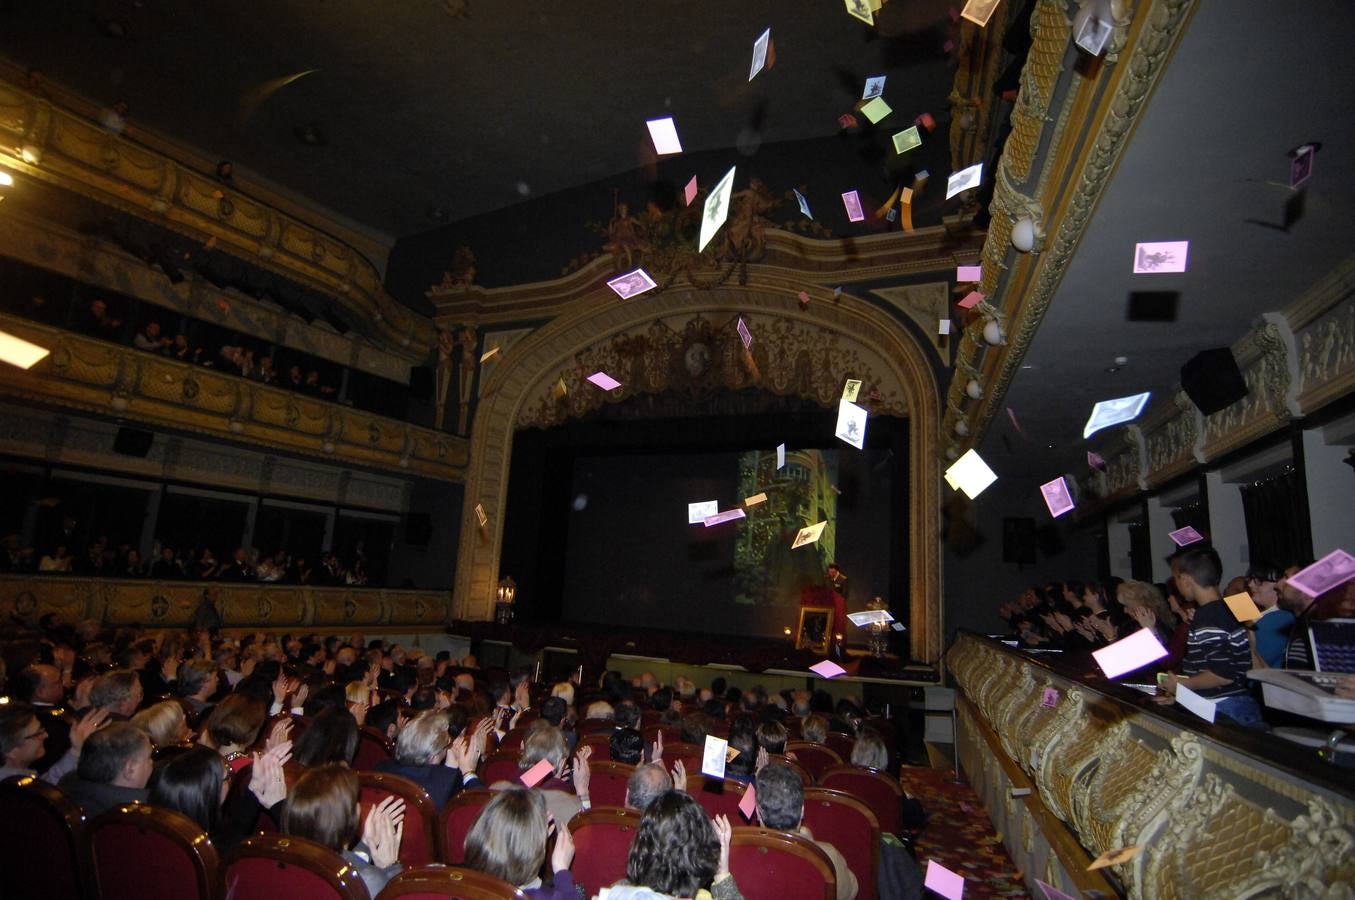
top-left (363, 796), bottom-right (406, 869)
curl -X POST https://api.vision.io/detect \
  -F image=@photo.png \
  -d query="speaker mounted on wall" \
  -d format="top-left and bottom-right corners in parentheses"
top-left (112, 426), bottom-right (154, 457)
top-left (1180, 347), bottom-right (1248, 415)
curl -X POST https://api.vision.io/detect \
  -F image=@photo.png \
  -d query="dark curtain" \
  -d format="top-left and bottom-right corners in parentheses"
top-left (1170, 499), bottom-right (1209, 538)
top-left (1127, 519), bottom-right (1153, 582)
top-left (1239, 468), bottom-right (1312, 569)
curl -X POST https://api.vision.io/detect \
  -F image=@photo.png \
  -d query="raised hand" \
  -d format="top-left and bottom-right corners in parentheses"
top-left (713, 814), bottom-right (732, 879)
top-left (650, 729), bottom-right (664, 764)
top-left (71, 707), bottom-right (111, 753)
top-left (271, 672), bottom-right (289, 707)
top-left (363, 796), bottom-right (406, 869)
top-left (755, 746), bottom-right (769, 773)
top-left (248, 747), bottom-right (289, 807)
top-left (549, 814), bottom-right (576, 872)
top-left (572, 744), bottom-right (592, 798)
top-left (514, 680), bottom-right (532, 710)
top-left (671, 759), bottom-right (687, 793)
top-left (265, 716), bottom-right (293, 752)
top-left (445, 734), bottom-right (470, 770)
top-left (350, 698), bottom-right (370, 727)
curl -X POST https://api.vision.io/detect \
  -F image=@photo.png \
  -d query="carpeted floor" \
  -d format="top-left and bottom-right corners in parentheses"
top-left (900, 766), bottom-right (1031, 898)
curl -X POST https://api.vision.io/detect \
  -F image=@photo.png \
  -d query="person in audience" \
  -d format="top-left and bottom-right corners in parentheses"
top-left (131, 699), bottom-right (191, 752)
top-left (221, 546), bottom-right (255, 581)
top-left (133, 320), bottom-right (170, 353)
top-left (373, 710), bottom-right (484, 810)
top-left (800, 713), bottom-right (828, 745)
top-left (625, 762), bottom-right (675, 812)
top-left (284, 764), bottom-right (405, 896)
top-left (610, 726), bottom-right (645, 765)
top-left (149, 545), bottom-right (183, 579)
top-left (755, 721), bottom-right (787, 755)
top-left (1154, 546), bottom-right (1262, 728)
top-left (82, 298), bottom-right (123, 337)
top-left (190, 587), bottom-right (224, 637)
top-left (38, 545), bottom-right (73, 572)
top-left (1118, 580), bottom-right (1177, 651)
top-left (609, 790), bottom-right (740, 899)
top-left (754, 764), bottom-right (857, 900)
top-left (58, 721), bottom-right (154, 817)
top-left (463, 788), bottom-right (578, 899)
top-left (201, 694), bottom-right (268, 771)
top-left (1242, 563), bottom-right (1294, 668)
top-left (491, 726), bottom-right (590, 824)
top-left (90, 668), bottom-right (144, 720)
top-left (149, 743), bottom-right (289, 851)
top-left (0, 702), bottom-right (107, 784)
top-left (14, 662), bottom-right (75, 770)
top-left (848, 728), bottom-right (888, 771)
top-left (293, 706), bottom-right (360, 768)
top-left (176, 658), bottom-right (219, 718)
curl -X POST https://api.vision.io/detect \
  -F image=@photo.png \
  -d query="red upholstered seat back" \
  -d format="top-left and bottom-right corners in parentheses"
top-left (479, 751), bottom-right (523, 786)
top-left (577, 717), bottom-right (615, 736)
top-left (802, 788), bottom-right (880, 900)
top-left (768, 754), bottom-right (813, 787)
top-left (586, 759), bottom-right (635, 808)
top-left (823, 732), bottom-right (856, 762)
top-left (817, 766), bottom-right (901, 835)
top-left (693, 777), bottom-right (750, 821)
top-left (378, 864), bottom-right (529, 899)
top-left (0, 774), bottom-right (91, 900)
top-left (784, 742), bottom-right (842, 782)
top-left (359, 771), bottom-right (441, 867)
top-left (727, 827), bottom-right (836, 900)
top-left (90, 803), bottom-right (220, 900)
top-left (439, 789), bottom-right (494, 864)
top-left (579, 732), bottom-right (612, 760)
top-left (496, 728), bottom-right (526, 752)
top-left (224, 833), bottom-right (371, 900)
top-left (567, 807), bottom-right (642, 898)
top-left (353, 727), bottom-right (394, 771)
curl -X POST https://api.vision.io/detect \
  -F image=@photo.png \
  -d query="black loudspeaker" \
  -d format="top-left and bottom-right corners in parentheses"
top-left (404, 512), bottom-right (433, 547)
top-left (112, 426), bottom-right (154, 457)
top-left (1181, 348), bottom-right (1248, 415)
top-left (408, 366), bottom-right (434, 401)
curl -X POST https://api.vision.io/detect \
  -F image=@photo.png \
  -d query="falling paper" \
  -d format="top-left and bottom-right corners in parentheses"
top-left (1011, 787), bottom-right (1032, 797)
top-left (1088, 845), bottom-right (1143, 871)
top-left (891, 621), bottom-right (906, 631)
top-left (684, 176), bottom-right (698, 206)
top-left (701, 735), bottom-right (730, 778)
top-left (776, 443), bottom-right (786, 469)
top-left (1175, 684), bottom-right (1217, 723)
top-left (704, 508), bottom-right (747, 527)
top-left (860, 96), bottom-right (892, 124)
top-left (1092, 628), bottom-right (1168, 679)
top-left (945, 449), bottom-right (998, 500)
top-left (958, 291), bottom-right (984, 310)
top-left (835, 399), bottom-right (868, 449)
top-left (1291, 144), bottom-right (1315, 189)
top-left (553, 377), bottom-right (568, 399)
top-left (863, 75), bottom-right (886, 100)
top-left (809, 659), bottom-right (847, 679)
top-left (843, 0), bottom-right (874, 25)
top-left (1223, 592), bottom-right (1262, 623)
top-left (699, 165), bottom-right (737, 253)
top-left (793, 188), bottom-right (813, 219)
top-left (744, 492), bottom-right (768, 507)
top-left (797, 290), bottom-right (811, 308)
top-left (475, 504), bottom-right (488, 528)
top-left (960, 0), bottom-right (1001, 27)
top-left (915, 112), bottom-right (937, 130)
top-left (1040, 477), bottom-right (1075, 518)
top-left (792, 521), bottom-right (827, 548)
top-left (892, 126), bottom-right (922, 155)
top-left (1167, 525), bottom-right (1205, 547)
top-left (1132, 240), bottom-right (1189, 274)
top-left (1088, 451), bottom-right (1106, 471)
top-left (1082, 391), bottom-right (1151, 438)
top-left (0, 330), bottom-right (50, 369)
top-left (938, 319), bottom-right (952, 336)
top-left (687, 501), bottom-right (720, 524)
top-left (737, 317), bottom-right (752, 349)
top-left (837, 113), bottom-right (858, 130)
top-left (842, 379), bottom-right (862, 402)
top-left (520, 757), bottom-right (555, 787)
top-left (842, 190), bottom-right (865, 222)
top-left (606, 268), bottom-right (658, 299)
top-left (479, 346), bottom-right (501, 364)
top-left (738, 783), bottom-right (758, 820)
top-left (956, 265), bottom-right (982, 282)
top-left (646, 117), bottom-right (683, 156)
top-left (749, 28), bottom-right (771, 81)
top-left (946, 163), bottom-right (984, 199)
top-left (1287, 549), bottom-right (1355, 598)
top-left (1040, 687), bottom-right (1059, 708)
top-left (587, 371), bottom-right (622, 391)
top-left (847, 609), bottom-right (894, 627)
top-left (923, 860), bottom-right (965, 900)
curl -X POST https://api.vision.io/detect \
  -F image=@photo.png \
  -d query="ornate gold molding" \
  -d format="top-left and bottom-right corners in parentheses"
top-left (0, 80), bottom-right (433, 359)
top-left (451, 282), bottom-right (945, 663)
top-left (0, 575), bottom-right (450, 630)
top-left (0, 313), bottom-right (467, 482)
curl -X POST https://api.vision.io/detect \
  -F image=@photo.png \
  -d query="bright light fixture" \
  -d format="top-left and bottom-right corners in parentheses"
top-left (0, 330), bottom-right (50, 369)
top-left (0, 171), bottom-right (12, 187)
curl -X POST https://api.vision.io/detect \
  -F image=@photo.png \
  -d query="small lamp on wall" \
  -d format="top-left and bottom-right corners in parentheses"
top-left (494, 576), bottom-right (517, 624)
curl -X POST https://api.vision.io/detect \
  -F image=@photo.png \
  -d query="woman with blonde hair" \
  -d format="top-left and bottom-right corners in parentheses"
top-left (1117, 580), bottom-right (1176, 649)
top-left (132, 699), bottom-right (191, 753)
top-left (284, 763), bottom-right (406, 896)
top-left (464, 788), bottom-right (577, 898)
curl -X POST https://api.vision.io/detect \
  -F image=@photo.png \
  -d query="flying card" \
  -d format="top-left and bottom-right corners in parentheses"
top-left (1287, 549), bottom-right (1355, 598)
top-left (863, 75), bottom-right (886, 99)
top-left (938, 318), bottom-right (952, 336)
top-left (915, 112), bottom-right (937, 130)
top-left (892, 126), bottom-right (921, 155)
top-left (646, 117), bottom-right (683, 156)
top-left (842, 190), bottom-right (866, 222)
top-left (1092, 628), bottom-right (1168, 679)
top-left (701, 735), bottom-right (730, 778)
top-left (860, 96), bottom-right (892, 124)
top-left (793, 187), bottom-right (813, 219)
top-left (1040, 477), bottom-right (1075, 518)
top-left (946, 163), bottom-right (984, 199)
top-left (960, 0), bottom-right (1001, 26)
top-left (843, 0), bottom-right (874, 26)
top-left (1041, 687), bottom-right (1059, 708)
top-left (891, 621), bottom-right (906, 631)
top-left (687, 501), bottom-right (719, 524)
top-left (847, 609), bottom-right (894, 627)
top-left (586, 371), bottom-right (622, 391)
top-left (1011, 787), bottom-right (1032, 797)
top-left (1088, 845), bottom-right (1143, 871)
top-left (837, 113), bottom-right (858, 130)
top-left (809, 659), bottom-right (847, 678)
top-left (1088, 451), bottom-right (1107, 471)
top-left (842, 379), bottom-right (862, 402)
top-left (606, 267), bottom-right (658, 299)
top-left (835, 399), bottom-right (868, 449)
top-left (944, 449), bottom-right (998, 500)
top-left (699, 165), bottom-right (737, 253)
top-left (1223, 592), bottom-right (1262, 622)
top-left (1133, 240), bottom-right (1190, 274)
top-left (520, 758), bottom-right (555, 787)
top-left (703, 508), bottom-right (747, 527)
top-left (475, 503), bottom-right (488, 528)
top-left (1291, 144), bottom-right (1315, 189)
top-left (684, 175), bottom-right (698, 206)
top-left (923, 860), bottom-right (965, 900)
top-left (797, 290), bottom-right (811, 309)
top-left (1083, 391), bottom-right (1151, 438)
top-left (744, 492), bottom-right (768, 507)
top-left (956, 265), bottom-right (982, 282)
top-left (553, 377), bottom-right (568, 399)
top-left (792, 521), bottom-right (827, 548)
top-left (738, 783), bottom-right (758, 821)
top-left (1167, 525), bottom-right (1205, 547)
top-left (776, 443), bottom-right (786, 469)
top-left (749, 28), bottom-right (771, 81)
top-left (1175, 684), bottom-right (1217, 723)
top-left (957, 291), bottom-right (984, 310)
top-left (737, 317), bottom-right (752, 349)
top-left (479, 346), bottom-right (501, 363)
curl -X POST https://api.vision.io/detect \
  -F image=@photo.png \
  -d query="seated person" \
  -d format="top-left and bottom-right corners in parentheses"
top-left (292, 707), bottom-right (359, 768)
top-left (464, 788), bottom-right (578, 899)
top-left (175, 659), bottom-right (219, 719)
top-left (0, 702), bottom-right (106, 784)
top-left (148, 744), bottom-right (288, 852)
top-left (754, 764), bottom-right (857, 900)
top-left (610, 727), bottom-right (644, 765)
top-left (284, 764), bottom-right (405, 897)
top-left (200, 694), bottom-right (267, 772)
top-left (755, 721), bottom-right (788, 755)
top-left (605, 790), bottom-right (739, 899)
top-left (1245, 564), bottom-right (1294, 669)
top-left (490, 725), bottom-right (589, 825)
top-left (89, 669), bottom-right (144, 721)
top-left (58, 722), bottom-right (154, 818)
top-left (131, 699), bottom-right (192, 754)
top-left (850, 729), bottom-right (927, 829)
top-left (373, 710), bottom-right (482, 810)
top-left (625, 762), bottom-right (675, 812)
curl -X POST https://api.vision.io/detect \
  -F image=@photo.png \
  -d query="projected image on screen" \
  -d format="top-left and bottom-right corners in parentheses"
top-left (734, 448), bottom-right (837, 607)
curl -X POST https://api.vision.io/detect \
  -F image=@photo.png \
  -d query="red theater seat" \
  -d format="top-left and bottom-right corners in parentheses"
top-left (0, 774), bottom-right (92, 900)
top-left (90, 802), bottom-right (220, 900)
top-left (727, 826), bottom-right (836, 900)
top-left (224, 833), bottom-right (371, 900)
top-left (567, 806), bottom-right (642, 898)
top-left (360, 771), bottom-right (442, 866)
top-left (354, 727), bottom-right (395, 771)
top-left (802, 788), bottom-right (880, 900)
top-left (586, 759), bottom-right (636, 808)
top-left (784, 742), bottom-right (842, 782)
top-left (817, 765), bottom-right (902, 836)
top-left (440, 789), bottom-right (494, 864)
top-left (375, 864), bottom-right (528, 899)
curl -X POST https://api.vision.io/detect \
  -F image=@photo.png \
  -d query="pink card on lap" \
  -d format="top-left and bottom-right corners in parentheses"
top-left (520, 758), bottom-right (555, 787)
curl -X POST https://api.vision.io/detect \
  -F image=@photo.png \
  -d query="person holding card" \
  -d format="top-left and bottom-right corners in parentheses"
top-left (1242, 564), bottom-right (1295, 669)
top-left (1152, 547), bottom-right (1263, 728)
top-left (606, 791), bottom-right (742, 900)
top-left (463, 788), bottom-right (579, 900)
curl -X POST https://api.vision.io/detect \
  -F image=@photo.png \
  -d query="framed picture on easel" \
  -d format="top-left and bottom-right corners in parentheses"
top-left (795, 606), bottom-right (834, 655)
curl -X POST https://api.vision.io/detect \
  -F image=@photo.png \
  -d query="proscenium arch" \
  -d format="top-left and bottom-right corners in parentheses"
top-left (452, 280), bottom-right (944, 664)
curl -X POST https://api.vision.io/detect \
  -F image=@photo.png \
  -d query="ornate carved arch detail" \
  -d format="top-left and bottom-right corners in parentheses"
top-left (451, 282), bottom-right (944, 663)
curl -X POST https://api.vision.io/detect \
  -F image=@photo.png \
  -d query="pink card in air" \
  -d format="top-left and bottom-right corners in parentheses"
top-left (1041, 687), bottom-right (1059, 708)
top-left (684, 176), bottom-right (698, 206)
top-left (586, 371), bottom-right (622, 391)
top-left (738, 784), bottom-right (758, 821)
top-left (1092, 628), bottom-right (1168, 679)
top-left (1040, 477), bottom-right (1075, 518)
top-left (809, 660), bottom-right (846, 679)
top-left (841, 190), bottom-right (865, 222)
top-left (957, 291), bottom-right (984, 310)
top-left (520, 758), bottom-right (555, 787)
top-left (923, 860), bottom-right (965, 900)
top-left (1167, 525), bottom-right (1204, 547)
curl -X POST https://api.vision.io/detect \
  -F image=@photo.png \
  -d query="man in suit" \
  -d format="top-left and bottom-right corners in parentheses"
top-left (13, 663), bottom-right (73, 772)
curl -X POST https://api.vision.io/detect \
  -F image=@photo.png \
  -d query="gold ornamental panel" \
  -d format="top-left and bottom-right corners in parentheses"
top-left (311, 590), bottom-right (385, 628)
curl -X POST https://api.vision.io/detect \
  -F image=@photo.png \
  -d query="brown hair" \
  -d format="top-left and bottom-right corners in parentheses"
top-left (463, 788), bottom-right (548, 885)
top-left (204, 694), bottom-right (266, 749)
top-left (1118, 580), bottom-right (1176, 627)
top-left (800, 713), bottom-right (829, 744)
top-left (284, 764), bottom-right (360, 853)
top-left (518, 725), bottom-right (567, 771)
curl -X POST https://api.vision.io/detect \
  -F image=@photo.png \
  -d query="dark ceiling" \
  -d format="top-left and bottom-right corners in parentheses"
top-left (1, 0), bottom-right (963, 238)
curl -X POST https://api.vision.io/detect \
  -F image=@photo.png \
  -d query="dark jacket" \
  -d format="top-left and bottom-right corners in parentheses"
top-left (57, 774), bottom-right (148, 819)
top-left (373, 759), bottom-right (477, 811)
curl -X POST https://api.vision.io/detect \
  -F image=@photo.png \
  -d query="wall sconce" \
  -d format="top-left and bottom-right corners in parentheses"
top-left (982, 319), bottom-right (1005, 346)
top-left (494, 576), bottom-right (517, 625)
top-left (1011, 216), bottom-right (1037, 252)
top-left (965, 379), bottom-right (983, 400)
top-left (954, 419), bottom-right (970, 437)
